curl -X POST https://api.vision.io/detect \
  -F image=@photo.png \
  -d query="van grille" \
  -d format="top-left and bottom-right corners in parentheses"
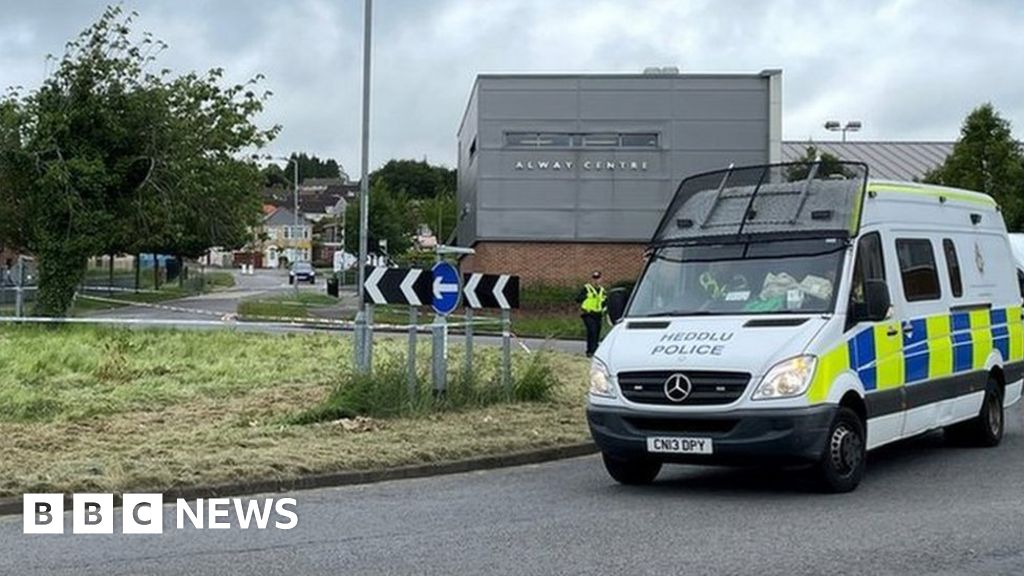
top-left (617, 370), bottom-right (751, 406)
top-left (623, 416), bottom-right (739, 435)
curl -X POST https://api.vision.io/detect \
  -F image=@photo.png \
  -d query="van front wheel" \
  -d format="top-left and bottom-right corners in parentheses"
top-left (601, 453), bottom-right (662, 485)
top-left (813, 407), bottom-right (866, 493)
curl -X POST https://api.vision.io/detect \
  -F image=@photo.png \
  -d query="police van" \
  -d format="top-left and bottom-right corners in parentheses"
top-left (587, 161), bottom-right (1024, 492)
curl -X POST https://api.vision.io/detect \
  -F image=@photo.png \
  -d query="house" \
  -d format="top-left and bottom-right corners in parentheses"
top-left (257, 206), bottom-right (313, 268)
top-left (304, 185), bottom-right (358, 264)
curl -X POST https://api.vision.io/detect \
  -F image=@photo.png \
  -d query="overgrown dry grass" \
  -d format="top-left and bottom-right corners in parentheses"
top-left (0, 326), bottom-right (589, 498)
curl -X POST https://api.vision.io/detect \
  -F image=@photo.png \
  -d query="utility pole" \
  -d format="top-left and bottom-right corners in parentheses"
top-left (293, 156), bottom-right (300, 295)
top-left (354, 0), bottom-right (373, 373)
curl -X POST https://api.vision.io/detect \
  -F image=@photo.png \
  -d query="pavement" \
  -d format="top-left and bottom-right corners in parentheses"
top-left (2, 405), bottom-right (1023, 575)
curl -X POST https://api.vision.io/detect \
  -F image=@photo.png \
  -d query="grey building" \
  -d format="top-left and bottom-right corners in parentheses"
top-left (456, 70), bottom-right (782, 284)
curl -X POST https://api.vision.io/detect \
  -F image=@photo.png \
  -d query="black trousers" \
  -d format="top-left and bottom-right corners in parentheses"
top-left (582, 312), bottom-right (603, 356)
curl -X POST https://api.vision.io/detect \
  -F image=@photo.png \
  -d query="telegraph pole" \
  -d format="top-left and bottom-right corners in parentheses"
top-left (353, 0), bottom-right (373, 373)
top-left (293, 156), bottom-right (300, 295)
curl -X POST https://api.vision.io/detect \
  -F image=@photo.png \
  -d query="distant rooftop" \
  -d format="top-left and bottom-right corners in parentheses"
top-left (783, 141), bottom-right (954, 182)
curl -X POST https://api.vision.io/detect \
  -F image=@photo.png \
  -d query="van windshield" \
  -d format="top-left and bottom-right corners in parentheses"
top-left (628, 239), bottom-right (847, 317)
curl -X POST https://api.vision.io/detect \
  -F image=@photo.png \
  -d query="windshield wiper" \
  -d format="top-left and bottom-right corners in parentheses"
top-left (640, 310), bottom-right (717, 318)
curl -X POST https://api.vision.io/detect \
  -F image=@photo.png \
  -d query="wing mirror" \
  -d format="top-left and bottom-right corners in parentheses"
top-left (606, 288), bottom-right (630, 324)
top-left (861, 280), bottom-right (892, 322)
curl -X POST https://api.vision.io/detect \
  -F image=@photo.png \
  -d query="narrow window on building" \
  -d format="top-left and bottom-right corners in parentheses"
top-left (581, 133), bottom-right (619, 147)
top-left (942, 238), bottom-right (963, 298)
top-left (468, 137), bottom-right (477, 160)
top-left (536, 133), bottom-right (571, 147)
top-left (896, 238), bottom-right (941, 302)
top-left (620, 133), bottom-right (659, 148)
top-left (505, 132), bottom-right (538, 147)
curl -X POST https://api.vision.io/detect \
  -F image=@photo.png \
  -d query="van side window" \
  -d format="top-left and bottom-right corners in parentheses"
top-left (1017, 269), bottom-right (1024, 300)
top-left (942, 239), bottom-right (963, 298)
top-left (896, 239), bottom-right (941, 301)
top-left (847, 232), bottom-right (885, 328)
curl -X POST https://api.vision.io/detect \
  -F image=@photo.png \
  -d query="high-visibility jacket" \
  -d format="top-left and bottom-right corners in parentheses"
top-left (581, 283), bottom-right (607, 313)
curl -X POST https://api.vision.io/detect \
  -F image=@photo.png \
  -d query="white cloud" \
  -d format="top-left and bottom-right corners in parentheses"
top-left (0, 0), bottom-right (1021, 171)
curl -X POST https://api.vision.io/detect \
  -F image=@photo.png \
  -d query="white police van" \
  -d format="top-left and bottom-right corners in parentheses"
top-left (588, 161), bottom-right (1024, 492)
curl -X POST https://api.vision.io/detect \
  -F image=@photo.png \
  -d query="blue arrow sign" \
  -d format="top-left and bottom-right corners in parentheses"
top-left (431, 261), bottom-right (461, 315)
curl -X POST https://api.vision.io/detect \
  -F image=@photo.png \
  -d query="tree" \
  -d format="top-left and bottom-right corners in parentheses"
top-left (261, 153), bottom-right (344, 187)
top-left (370, 159), bottom-right (454, 199)
top-left (344, 181), bottom-right (413, 257)
top-left (261, 162), bottom-right (289, 187)
top-left (0, 6), bottom-right (276, 315)
top-left (418, 192), bottom-right (458, 244)
top-left (784, 145), bottom-right (851, 181)
top-left (925, 104), bottom-right (1024, 230)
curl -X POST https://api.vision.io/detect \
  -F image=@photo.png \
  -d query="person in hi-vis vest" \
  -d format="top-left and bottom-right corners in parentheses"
top-left (576, 271), bottom-right (607, 357)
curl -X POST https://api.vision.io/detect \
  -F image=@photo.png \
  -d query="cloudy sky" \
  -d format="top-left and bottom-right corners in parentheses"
top-left (1, 0), bottom-right (1021, 175)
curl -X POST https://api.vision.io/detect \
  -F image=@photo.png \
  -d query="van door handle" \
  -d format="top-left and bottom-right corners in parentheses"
top-left (886, 325), bottom-right (899, 337)
top-left (901, 321), bottom-right (914, 339)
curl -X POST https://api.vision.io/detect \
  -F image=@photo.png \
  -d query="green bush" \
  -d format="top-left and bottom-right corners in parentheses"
top-left (290, 351), bottom-right (557, 424)
top-left (512, 352), bottom-right (556, 402)
top-left (395, 250), bottom-right (438, 269)
top-left (520, 282), bottom-right (580, 312)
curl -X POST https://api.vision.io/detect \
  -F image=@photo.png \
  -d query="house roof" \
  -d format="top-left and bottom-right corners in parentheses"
top-left (263, 207), bottom-right (311, 227)
top-left (262, 182), bottom-right (359, 215)
top-left (324, 183), bottom-right (360, 200)
top-left (782, 141), bottom-right (954, 182)
top-left (299, 192), bottom-right (346, 215)
top-left (300, 177), bottom-right (347, 188)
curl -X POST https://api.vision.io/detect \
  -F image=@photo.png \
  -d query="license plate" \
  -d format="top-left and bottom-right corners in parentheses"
top-left (646, 436), bottom-right (713, 455)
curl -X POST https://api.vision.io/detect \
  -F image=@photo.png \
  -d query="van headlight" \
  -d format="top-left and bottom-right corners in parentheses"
top-left (752, 355), bottom-right (817, 400)
top-left (589, 358), bottom-right (616, 398)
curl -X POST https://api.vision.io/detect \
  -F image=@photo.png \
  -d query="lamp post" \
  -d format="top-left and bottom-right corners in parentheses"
top-left (353, 0), bottom-right (373, 373)
top-left (824, 120), bottom-right (862, 142)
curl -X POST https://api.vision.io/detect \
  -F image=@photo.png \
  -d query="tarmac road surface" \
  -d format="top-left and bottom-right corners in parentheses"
top-left (2, 403), bottom-right (1023, 575)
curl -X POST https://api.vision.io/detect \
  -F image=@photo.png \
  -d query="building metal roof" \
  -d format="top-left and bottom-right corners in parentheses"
top-left (782, 141), bottom-right (954, 182)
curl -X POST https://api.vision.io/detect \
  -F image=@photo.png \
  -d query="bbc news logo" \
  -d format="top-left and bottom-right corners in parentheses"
top-left (23, 494), bottom-right (298, 534)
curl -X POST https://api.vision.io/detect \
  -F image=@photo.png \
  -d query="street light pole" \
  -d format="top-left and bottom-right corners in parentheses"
top-left (293, 156), bottom-right (300, 295)
top-left (824, 120), bottom-right (862, 142)
top-left (354, 0), bottom-right (373, 373)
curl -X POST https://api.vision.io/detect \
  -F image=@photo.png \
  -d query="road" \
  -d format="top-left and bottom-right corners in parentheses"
top-left (77, 269), bottom-right (583, 354)
top-left (3, 405), bottom-right (1023, 575)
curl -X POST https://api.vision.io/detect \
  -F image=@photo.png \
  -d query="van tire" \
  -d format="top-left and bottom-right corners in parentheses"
top-left (813, 407), bottom-right (866, 493)
top-left (601, 453), bottom-right (662, 485)
top-left (946, 376), bottom-right (1003, 447)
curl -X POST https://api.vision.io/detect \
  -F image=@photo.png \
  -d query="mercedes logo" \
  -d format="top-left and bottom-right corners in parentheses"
top-left (664, 373), bottom-right (692, 403)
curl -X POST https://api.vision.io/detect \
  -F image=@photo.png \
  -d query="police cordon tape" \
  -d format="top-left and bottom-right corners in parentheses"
top-left (1, 292), bottom-right (536, 353)
top-left (79, 285), bottom-right (164, 294)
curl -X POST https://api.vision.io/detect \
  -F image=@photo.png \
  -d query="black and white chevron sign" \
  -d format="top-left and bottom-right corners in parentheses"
top-left (363, 267), bottom-right (433, 306)
top-left (462, 273), bottom-right (520, 309)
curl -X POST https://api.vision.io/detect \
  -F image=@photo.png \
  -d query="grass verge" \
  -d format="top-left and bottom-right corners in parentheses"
top-left (237, 291), bottom-right (338, 319)
top-left (0, 325), bottom-right (588, 498)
